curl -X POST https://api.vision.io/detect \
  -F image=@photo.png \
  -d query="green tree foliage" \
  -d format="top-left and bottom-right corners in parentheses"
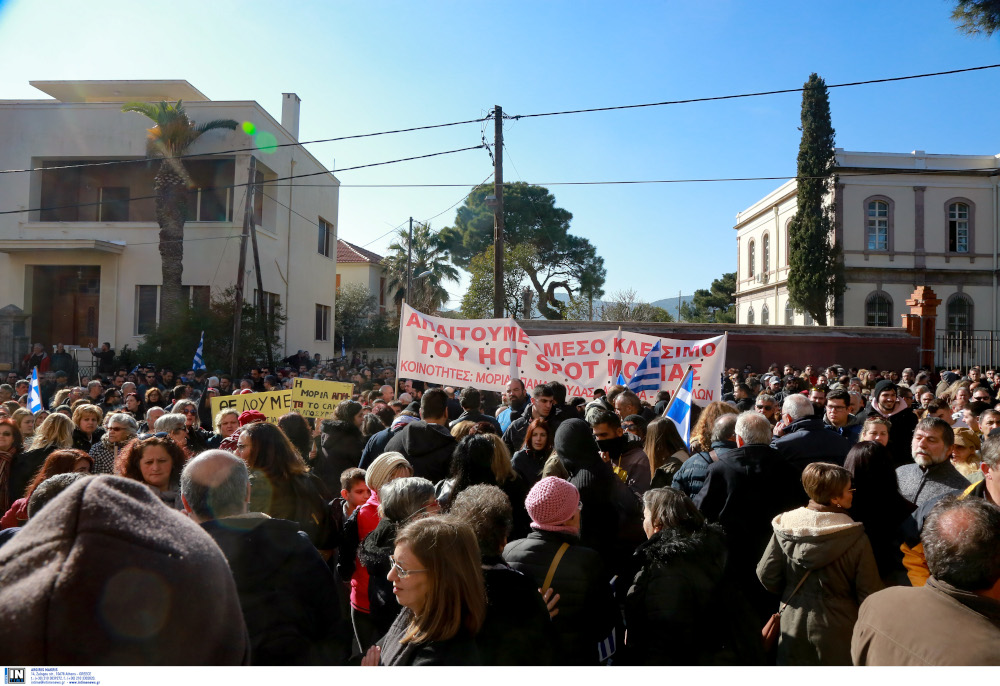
top-left (460, 243), bottom-right (534, 319)
top-left (382, 222), bottom-right (459, 315)
top-left (786, 73), bottom-right (845, 326)
top-left (121, 101), bottom-right (238, 332)
top-left (598, 289), bottom-right (674, 322)
top-left (135, 287), bottom-right (285, 372)
top-left (440, 182), bottom-right (606, 320)
top-left (951, 0), bottom-right (1000, 35)
top-left (335, 283), bottom-right (398, 349)
top-left (679, 273), bottom-right (737, 323)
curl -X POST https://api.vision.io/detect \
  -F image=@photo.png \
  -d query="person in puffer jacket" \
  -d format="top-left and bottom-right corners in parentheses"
top-left (757, 462), bottom-right (883, 666)
top-left (503, 477), bottom-right (618, 666)
top-left (623, 487), bottom-right (764, 666)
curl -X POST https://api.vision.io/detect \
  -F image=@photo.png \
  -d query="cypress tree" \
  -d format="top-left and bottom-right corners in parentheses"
top-left (787, 73), bottom-right (845, 325)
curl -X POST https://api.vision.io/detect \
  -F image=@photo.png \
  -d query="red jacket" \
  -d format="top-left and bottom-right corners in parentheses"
top-left (0, 497), bottom-right (28, 529)
top-left (351, 490), bottom-right (382, 611)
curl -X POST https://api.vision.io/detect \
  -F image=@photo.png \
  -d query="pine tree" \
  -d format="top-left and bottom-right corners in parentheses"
top-left (787, 73), bottom-right (845, 326)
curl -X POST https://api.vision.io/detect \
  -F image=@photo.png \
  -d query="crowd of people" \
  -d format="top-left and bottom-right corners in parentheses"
top-left (2, 349), bottom-right (1000, 667)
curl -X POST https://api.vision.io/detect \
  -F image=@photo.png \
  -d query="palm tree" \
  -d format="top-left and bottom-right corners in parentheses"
top-left (121, 100), bottom-right (238, 331)
top-left (383, 222), bottom-right (460, 315)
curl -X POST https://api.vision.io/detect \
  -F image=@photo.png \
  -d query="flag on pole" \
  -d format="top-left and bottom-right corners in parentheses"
top-left (28, 367), bottom-right (43, 414)
top-left (626, 340), bottom-right (662, 394)
top-left (341, 336), bottom-right (346, 359)
top-left (615, 372), bottom-right (626, 386)
top-left (664, 366), bottom-right (694, 448)
top-left (191, 331), bottom-right (206, 371)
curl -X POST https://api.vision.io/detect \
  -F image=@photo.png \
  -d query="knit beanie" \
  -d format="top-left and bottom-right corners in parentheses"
top-left (238, 410), bottom-right (267, 426)
top-left (525, 476), bottom-right (580, 535)
top-left (366, 451), bottom-right (411, 493)
top-left (873, 380), bottom-right (896, 400)
top-left (0, 475), bottom-right (250, 665)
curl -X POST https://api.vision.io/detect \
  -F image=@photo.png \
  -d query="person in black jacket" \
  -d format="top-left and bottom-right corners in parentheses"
top-left (510, 418), bottom-right (553, 488)
top-left (855, 380), bottom-right (919, 469)
top-left (449, 387), bottom-right (502, 433)
top-left (503, 476), bottom-right (619, 666)
top-left (316, 400), bottom-right (367, 493)
top-left (383, 389), bottom-right (456, 483)
top-left (772, 395), bottom-right (851, 474)
top-left (624, 487), bottom-right (764, 665)
top-left (694, 411), bottom-right (805, 625)
top-left (451, 484), bottom-right (554, 666)
top-left (503, 384), bottom-right (562, 455)
top-left (181, 450), bottom-right (350, 665)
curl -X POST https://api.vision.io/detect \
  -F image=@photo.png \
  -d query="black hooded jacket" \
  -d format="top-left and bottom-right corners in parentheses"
top-left (554, 419), bottom-right (643, 575)
top-left (478, 555), bottom-right (555, 666)
top-left (200, 514), bottom-right (350, 665)
top-left (623, 524), bottom-right (764, 665)
top-left (316, 420), bottom-right (367, 493)
top-left (384, 420), bottom-right (456, 483)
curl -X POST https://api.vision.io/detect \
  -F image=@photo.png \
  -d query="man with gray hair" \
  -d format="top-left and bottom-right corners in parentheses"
top-left (180, 450), bottom-right (350, 665)
top-left (895, 417), bottom-right (969, 507)
top-left (672, 412), bottom-right (738, 498)
top-left (695, 411), bottom-right (804, 625)
top-left (852, 496), bottom-right (1000, 665)
top-left (771, 393), bottom-right (851, 474)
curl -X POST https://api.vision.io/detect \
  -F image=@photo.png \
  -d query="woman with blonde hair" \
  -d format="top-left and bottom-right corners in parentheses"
top-left (449, 420), bottom-right (477, 441)
top-left (689, 401), bottom-right (739, 454)
top-left (71, 403), bottom-right (104, 453)
top-left (362, 515), bottom-right (485, 666)
top-left (646, 418), bottom-right (690, 488)
top-left (8, 413), bottom-right (75, 503)
top-left (10, 408), bottom-right (35, 451)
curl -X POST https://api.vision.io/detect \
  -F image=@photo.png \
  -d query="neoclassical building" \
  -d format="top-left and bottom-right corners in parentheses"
top-left (734, 148), bottom-right (997, 335)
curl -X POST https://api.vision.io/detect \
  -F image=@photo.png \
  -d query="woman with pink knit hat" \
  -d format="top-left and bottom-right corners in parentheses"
top-left (502, 476), bottom-right (619, 665)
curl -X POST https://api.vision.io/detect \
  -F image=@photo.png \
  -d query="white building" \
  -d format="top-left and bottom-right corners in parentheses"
top-left (336, 239), bottom-right (388, 315)
top-left (734, 148), bottom-right (998, 334)
top-left (0, 80), bottom-right (340, 363)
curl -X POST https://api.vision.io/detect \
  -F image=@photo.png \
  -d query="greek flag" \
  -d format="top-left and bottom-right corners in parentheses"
top-left (615, 372), bottom-right (625, 386)
top-left (598, 626), bottom-right (617, 662)
top-left (28, 367), bottom-right (43, 413)
top-left (191, 331), bottom-right (206, 371)
top-left (664, 366), bottom-right (694, 448)
top-left (626, 340), bottom-right (662, 394)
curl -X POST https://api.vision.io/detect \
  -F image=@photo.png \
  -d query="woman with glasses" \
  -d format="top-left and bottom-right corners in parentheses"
top-left (144, 386), bottom-right (165, 409)
top-left (172, 399), bottom-right (211, 455)
top-left (756, 462), bottom-right (883, 665)
top-left (154, 413), bottom-right (193, 459)
top-left (115, 435), bottom-right (186, 510)
top-left (89, 412), bottom-right (139, 474)
top-left (1, 448), bottom-right (93, 528)
top-left (362, 515), bottom-right (485, 666)
top-left (235, 421), bottom-right (336, 552)
top-left (358, 477), bottom-right (440, 639)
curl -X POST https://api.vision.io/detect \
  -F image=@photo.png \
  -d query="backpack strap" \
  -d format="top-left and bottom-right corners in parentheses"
top-left (542, 542), bottom-right (570, 593)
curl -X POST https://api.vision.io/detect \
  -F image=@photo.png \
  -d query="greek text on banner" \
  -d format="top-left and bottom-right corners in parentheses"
top-left (291, 378), bottom-right (355, 419)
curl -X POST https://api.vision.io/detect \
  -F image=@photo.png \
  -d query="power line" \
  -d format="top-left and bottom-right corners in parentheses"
top-left (506, 63), bottom-right (1000, 120)
top-left (0, 144), bottom-right (485, 216)
top-left (0, 116), bottom-right (489, 175)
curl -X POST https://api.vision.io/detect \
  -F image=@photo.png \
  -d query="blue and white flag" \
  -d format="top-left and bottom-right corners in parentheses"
top-left (191, 331), bottom-right (206, 371)
top-left (664, 366), bottom-right (694, 448)
top-left (615, 372), bottom-right (626, 386)
top-left (28, 367), bottom-right (43, 414)
top-left (341, 336), bottom-right (346, 359)
top-left (626, 340), bottom-right (662, 394)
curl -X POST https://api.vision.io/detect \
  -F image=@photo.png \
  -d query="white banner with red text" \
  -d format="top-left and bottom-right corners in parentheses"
top-left (396, 304), bottom-right (726, 406)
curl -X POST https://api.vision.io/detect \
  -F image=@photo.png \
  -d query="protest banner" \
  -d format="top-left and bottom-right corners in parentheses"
top-left (209, 390), bottom-right (292, 425)
top-left (396, 303), bottom-right (727, 405)
top-left (291, 378), bottom-right (355, 419)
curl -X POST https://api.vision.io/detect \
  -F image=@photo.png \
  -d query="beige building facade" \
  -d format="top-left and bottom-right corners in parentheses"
top-left (336, 240), bottom-right (388, 315)
top-left (0, 80), bottom-right (340, 364)
top-left (734, 149), bottom-right (999, 335)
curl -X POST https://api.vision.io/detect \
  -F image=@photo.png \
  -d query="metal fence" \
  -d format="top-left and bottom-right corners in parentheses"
top-left (935, 330), bottom-right (1000, 371)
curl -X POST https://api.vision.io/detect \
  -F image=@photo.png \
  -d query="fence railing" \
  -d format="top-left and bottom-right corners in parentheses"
top-left (935, 330), bottom-right (1000, 372)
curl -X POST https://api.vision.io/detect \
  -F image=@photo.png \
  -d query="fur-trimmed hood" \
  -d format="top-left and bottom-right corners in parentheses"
top-left (770, 507), bottom-right (865, 569)
top-left (633, 523), bottom-right (729, 584)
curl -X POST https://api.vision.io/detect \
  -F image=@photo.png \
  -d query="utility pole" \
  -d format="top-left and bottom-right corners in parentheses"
top-left (405, 217), bottom-right (413, 305)
top-left (493, 105), bottom-right (504, 318)
top-left (231, 156), bottom-right (256, 376)
top-left (249, 197), bottom-right (273, 370)
top-left (677, 289), bottom-right (682, 322)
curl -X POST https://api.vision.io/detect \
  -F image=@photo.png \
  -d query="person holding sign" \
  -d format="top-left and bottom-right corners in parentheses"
top-left (317, 400), bottom-right (368, 495)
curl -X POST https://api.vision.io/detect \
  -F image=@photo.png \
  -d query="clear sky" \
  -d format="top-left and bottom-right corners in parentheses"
top-left (2, 0), bottom-right (998, 309)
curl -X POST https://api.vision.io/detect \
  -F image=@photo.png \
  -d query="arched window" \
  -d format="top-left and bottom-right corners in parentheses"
top-left (866, 200), bottom-right (889, 251)
top-left (785, 301), bottom-right (795, 325)
top-left (748, 240), bottom-right (756, 279)
top-left (947, 201), bottom-right (972, 254)
top-left (865, 291), bottom-right (893, 327)
top-left (747, 307), bottom-right (755, 325)
top-left (761, 304), bottom-right (770, 325)
top-left (762, 233), bottom-right (770, 275)
top-left (947, 293), bottom-right (974, 335)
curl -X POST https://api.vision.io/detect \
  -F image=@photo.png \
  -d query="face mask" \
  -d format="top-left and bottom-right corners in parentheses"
top-left (595, 434), bottom-right (626, 458)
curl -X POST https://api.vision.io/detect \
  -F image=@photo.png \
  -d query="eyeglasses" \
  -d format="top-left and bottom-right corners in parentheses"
top-left (756, 405), bottom-right (774, 411)
top-left (181, 408), bottom-right (198, 415)
top-left (388, 556), bottom-right (428, 579)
